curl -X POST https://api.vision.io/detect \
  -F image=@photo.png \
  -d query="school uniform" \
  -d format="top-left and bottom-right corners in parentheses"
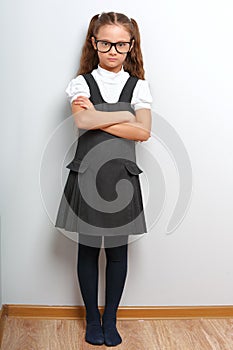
top-left (55, 66), bottom-right (152, 238)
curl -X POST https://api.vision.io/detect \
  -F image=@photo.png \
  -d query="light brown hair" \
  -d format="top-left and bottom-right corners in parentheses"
top-left (77, 12), bottom-right (145, 79)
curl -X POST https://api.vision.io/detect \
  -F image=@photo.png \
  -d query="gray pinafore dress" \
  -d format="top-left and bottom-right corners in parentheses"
top-left (55, 73), bottom-right (147, 237)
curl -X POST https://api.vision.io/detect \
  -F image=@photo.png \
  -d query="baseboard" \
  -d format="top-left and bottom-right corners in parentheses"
top-left (0, 305), bottom-right (7, 347)
top-left (3, 304), bottom-right (233, 320)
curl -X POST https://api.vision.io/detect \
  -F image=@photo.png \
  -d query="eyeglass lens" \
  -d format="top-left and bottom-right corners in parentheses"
top-left (96, 41), bottom-right (130, 53)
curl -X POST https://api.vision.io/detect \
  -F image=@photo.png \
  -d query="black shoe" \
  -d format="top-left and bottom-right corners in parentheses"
top-left (85, 323), bottom-right (105, 345)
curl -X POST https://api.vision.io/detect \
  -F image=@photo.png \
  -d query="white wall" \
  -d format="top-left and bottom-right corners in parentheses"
top-left (1, 0), bottom-right (233, 306)
top-left (0, 227), bottom-right (2, 309)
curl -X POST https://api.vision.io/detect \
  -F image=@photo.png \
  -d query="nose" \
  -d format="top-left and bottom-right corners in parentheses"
top-left (109, 44), bottom-right (117, 54)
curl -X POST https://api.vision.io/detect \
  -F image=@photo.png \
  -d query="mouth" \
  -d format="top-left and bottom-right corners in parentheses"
top-left (107, 58), bottom-right (117, 62)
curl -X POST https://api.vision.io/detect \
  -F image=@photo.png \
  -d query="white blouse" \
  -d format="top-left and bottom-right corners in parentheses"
top-left (65, 65), bottom-right (153, 111)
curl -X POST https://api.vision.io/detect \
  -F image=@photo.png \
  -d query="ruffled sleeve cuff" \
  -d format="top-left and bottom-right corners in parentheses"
top-left (131, 79), bottom-right (153, 111)
top-left (65, 75), bottom-right (90, 104)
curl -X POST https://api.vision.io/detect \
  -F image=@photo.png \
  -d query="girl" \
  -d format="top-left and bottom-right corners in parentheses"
top-left (55, 12), bottom-right (152, 346)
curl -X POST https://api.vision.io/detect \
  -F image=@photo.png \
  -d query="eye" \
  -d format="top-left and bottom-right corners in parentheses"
top-left (118, 42), bottom-right (127, 47)
top-left (100, 41), bottom-right (110, 46)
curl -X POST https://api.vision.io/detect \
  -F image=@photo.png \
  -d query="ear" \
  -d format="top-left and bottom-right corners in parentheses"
top-left (91, 36), bottom-right (97, 50)
top-left (129, 39), bottom-right (134, 52)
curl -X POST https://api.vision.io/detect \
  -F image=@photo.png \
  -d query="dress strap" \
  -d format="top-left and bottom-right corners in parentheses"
top-left (118, 76), bottom-right (139, 103)
top-left (82, 73), bottom-right (105, 105)
top-left (82, 73), bottom-right (139, 104)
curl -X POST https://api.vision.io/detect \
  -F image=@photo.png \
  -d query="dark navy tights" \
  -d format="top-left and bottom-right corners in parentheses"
top-left (77, 235), bottom-right (128, 325)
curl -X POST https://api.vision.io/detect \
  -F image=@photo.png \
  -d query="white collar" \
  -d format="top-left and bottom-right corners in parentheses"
top-left (96, 65), bottom-right (127, 81)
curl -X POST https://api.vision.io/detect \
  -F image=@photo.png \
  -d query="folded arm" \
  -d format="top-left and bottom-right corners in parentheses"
top-left (71, 96), bottom-right (135, 129)
top-left (100, 108), bottom-right (152, 141)
top-left (72, 96), bottom-right (152, 141)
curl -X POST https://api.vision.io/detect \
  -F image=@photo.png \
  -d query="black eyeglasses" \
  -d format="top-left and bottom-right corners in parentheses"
top-left (94, 39), bottom-right (132, 54)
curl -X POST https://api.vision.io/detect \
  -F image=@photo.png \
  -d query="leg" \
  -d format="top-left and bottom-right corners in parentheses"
top-left (102, 235), bottom-right (129, 346)
top-left (77, 234), bottom-right (104, 345)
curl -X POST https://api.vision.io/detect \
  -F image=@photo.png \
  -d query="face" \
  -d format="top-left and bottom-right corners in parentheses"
top-left (92, 24), bottom-right (134, 73)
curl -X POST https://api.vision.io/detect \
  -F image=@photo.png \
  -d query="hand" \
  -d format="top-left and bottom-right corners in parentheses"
top-left (73, 96), bottom-right (95, 110)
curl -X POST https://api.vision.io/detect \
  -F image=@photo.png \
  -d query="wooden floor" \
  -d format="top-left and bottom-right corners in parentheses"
top-left (1, 317), bottom-right (233, 350)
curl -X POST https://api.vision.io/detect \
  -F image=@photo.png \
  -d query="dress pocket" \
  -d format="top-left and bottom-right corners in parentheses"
top-left (66, 159), bottom-right (88, 173)
top-left (124, 161), bottom-right (143, 175)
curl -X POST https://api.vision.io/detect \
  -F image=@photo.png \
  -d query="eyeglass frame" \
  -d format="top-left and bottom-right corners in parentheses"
top-left (94, 39), bottom-right (133, 54)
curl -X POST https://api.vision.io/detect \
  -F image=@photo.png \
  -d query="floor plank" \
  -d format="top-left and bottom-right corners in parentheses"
top-left (1, 317), bottom-right (233, 349)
